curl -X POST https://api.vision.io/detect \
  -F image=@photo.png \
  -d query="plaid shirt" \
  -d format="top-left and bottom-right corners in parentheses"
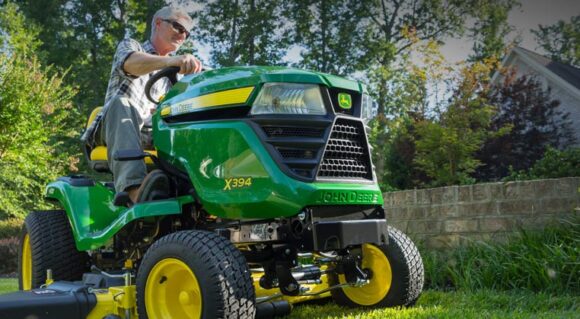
top-left (103, 38), bottom-right (171, 127)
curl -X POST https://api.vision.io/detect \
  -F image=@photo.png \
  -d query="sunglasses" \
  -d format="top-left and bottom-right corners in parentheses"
top-left (162, 19), bottom-right (190, 39)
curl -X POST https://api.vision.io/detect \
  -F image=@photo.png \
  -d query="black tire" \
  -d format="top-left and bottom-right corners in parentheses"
top-left (330, 226), bottom-right (424, 308)
top-left (136, 230), bottom-right (256, 319)
top-left (18, 210), bottom-right (90, 289)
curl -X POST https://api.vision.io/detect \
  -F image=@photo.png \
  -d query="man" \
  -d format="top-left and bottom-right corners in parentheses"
top-left (101, 6), bottom-right (201, 205)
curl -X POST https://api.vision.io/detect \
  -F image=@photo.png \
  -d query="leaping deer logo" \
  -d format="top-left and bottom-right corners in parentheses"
top-left (338, 93), bottom-right (352, 109)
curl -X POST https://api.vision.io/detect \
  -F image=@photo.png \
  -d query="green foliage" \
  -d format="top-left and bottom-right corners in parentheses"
top-left (368, 90), bottom-right (428, 190)
top-left (373, 120), bottom-right (427, 191)
top-left (368, 39), bottom-right (447, 189)
top-left (0, 1), bottom-right (41, 55)
top-left (532, 15), bottom-right (580, 67)
top-left (414, 61), bottom-right (499, 187)
top-left (359, 0), bottom-right (471, 117)
top-left (0, 219), bottom-right (23, 239)
top-left (286, 0), bottom-right (366, 75)
top-left (14, 0), bottom-right (159, 115)
top-left (0, 3), bottom-right (78, 219)
top-left (467, 0), bottom-right (519, 62)
top-left (504, 147), bottom-right (580, 181)
top-left (422, 219), bottom-right (579, 294)
top-left (414, 121), bottom-right (479, 186)
top-left (195, 0), bottom-right (290, 67)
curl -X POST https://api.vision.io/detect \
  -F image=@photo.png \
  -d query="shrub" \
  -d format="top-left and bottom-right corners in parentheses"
top-left (422, 218), bottom-right (579, 294)
top-left (0, 237), bottom-right (19, 274)
top-left (504, 147), bottom-right (580, 181)
top-left (0, 219), bottom-right (23, 239)
top-left (0, 4), bottom-right (79, 219)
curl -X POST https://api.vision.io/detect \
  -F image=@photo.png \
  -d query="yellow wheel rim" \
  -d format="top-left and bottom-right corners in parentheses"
top-left (339, 244), bottom-right (392, 306)
top-left (21, 233), bottom-right (32, 290)
top-left (145, 258), bottom-right (202, 319)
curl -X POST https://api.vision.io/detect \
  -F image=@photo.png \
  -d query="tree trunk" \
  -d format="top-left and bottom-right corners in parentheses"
top-left (228, 0), bottom-right (240, 65)
top-left (248, 0), bottom-right (256, 65)
top-left (320, 0), bottom-right (328, 72)
top-left (144, 0), bottom-right (156, 40)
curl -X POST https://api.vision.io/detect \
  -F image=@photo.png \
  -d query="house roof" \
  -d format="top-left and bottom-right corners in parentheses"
top-left (515, 46), bottom-right (580, 91)
top-left (492, 46), bottom-right (580, 101)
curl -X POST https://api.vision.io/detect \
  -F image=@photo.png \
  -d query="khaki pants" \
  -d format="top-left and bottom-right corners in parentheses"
top-left (100, 96), bottom-right (151, 193)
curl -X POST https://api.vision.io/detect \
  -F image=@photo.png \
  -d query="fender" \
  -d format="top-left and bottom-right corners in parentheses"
top-left (45, 178), bottom-right (193, 251)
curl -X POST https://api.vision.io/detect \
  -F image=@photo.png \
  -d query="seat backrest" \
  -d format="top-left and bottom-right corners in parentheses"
top-left (87, 106), bottom-right (103, 129)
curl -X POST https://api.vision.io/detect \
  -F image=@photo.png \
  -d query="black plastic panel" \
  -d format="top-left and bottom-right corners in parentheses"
top-left (249, 117), bottom-right (333, 181)
top-left (312, 219), bottom-right (388, 250)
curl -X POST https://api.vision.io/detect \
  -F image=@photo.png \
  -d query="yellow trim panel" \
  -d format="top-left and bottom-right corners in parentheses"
top-left (90, 146), bottom-right (157, 165)
top-left (21, 234), bottom-right (32, 290)
top-left (165, 86), bottom-right (255, 116)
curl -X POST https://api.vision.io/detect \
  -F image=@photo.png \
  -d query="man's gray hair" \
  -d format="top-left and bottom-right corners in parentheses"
top-left (150, 6), bottom-right (193, 38)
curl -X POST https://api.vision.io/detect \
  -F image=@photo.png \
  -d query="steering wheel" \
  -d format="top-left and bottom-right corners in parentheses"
top-left (145, 66), bottom-right (180, 104)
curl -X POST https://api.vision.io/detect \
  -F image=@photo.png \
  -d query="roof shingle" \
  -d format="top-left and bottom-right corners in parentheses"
top-left (516, 46), bottom-right (580, 91)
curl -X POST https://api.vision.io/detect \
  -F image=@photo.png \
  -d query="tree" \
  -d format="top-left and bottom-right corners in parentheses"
top-left (533, 15), bottom-right (580, 67)
top-left (475, 72), bottom-right (576, 180)
top-left (195, 0), bottom-right (289, 67)
top-left (468, 0), bottom-right (519, 62)
top-left (358, 0), bottom-right (471, 117)
top-left (13, 0), bottom-right (164, 113)
top-left (413, 60), bottom-right (499, 186)
top-left (372, 111), bottom-right (430, 190)
top-left (369, 37), bottom-right (455, 189)
top-left (0, 3), bottom-right (78, 219)
top-left (286, 0), bottom-right (366, 75)
top-left (357, 0), bottom-right (475, 187)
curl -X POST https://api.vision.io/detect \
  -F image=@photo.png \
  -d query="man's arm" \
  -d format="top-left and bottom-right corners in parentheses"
top-left (123, 52), bottom-right (202, 76)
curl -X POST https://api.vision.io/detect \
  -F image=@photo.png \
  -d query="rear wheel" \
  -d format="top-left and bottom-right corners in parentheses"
top-left (330, 226), bottom-right (424, 308)
top-left (136, 230), bottom-right (256, 319)
top-left (18, 210), bottom-right (89, 290)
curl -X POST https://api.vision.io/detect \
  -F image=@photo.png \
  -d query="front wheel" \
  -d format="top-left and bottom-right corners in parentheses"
top-left (330, 226), bottom-right (424, 308)
top-left (136, 230), bottom-right (256, 319)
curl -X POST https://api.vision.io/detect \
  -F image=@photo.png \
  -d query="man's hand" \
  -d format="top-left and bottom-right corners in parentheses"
top-left (168, 54), bottom-right (202, 74)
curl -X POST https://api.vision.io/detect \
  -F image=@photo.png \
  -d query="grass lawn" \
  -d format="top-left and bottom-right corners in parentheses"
top-left (0, 277), bottom-right (576, 318)
top-left (0, 278), bottom-right (17, 293)
top-left (287, 290), bottom-right (579, 319)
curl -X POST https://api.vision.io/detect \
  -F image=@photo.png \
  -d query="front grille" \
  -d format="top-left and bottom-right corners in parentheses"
top-left (317, 118), bottom-right (372, 180)
top-left (263, 126), bottom-right (325, 138)
top-left (253, 120), bottom-right (331, 180)
top-left (278, 148), bottom-right (317, 159)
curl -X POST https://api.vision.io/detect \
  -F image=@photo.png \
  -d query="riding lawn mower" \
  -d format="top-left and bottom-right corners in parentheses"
top-left (0, 66), bottom-right (424, 318)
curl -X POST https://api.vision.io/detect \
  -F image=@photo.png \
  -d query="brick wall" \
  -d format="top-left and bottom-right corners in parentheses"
top-left (383, 177), bottom-right (580, 248)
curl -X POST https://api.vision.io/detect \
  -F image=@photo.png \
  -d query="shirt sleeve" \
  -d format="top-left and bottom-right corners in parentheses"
top-left (113, 38), bottom-right (143, 79)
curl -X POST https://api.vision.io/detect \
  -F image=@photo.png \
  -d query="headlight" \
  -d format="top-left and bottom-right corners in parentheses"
top-left (361, 94), bottom-right (377, 122)
top-left (251, 83), bottom-right (327, 115)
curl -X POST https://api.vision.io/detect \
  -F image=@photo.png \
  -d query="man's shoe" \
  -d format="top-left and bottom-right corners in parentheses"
top-left (113, 191), bottom-right (132, 207)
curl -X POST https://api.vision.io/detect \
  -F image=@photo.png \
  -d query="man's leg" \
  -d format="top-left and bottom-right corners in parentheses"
top-left (102, 96), bottom-right (147, 201)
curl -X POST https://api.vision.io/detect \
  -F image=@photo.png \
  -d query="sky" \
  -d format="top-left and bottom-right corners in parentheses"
top-left (441, 0), bottom-right (580, 63)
